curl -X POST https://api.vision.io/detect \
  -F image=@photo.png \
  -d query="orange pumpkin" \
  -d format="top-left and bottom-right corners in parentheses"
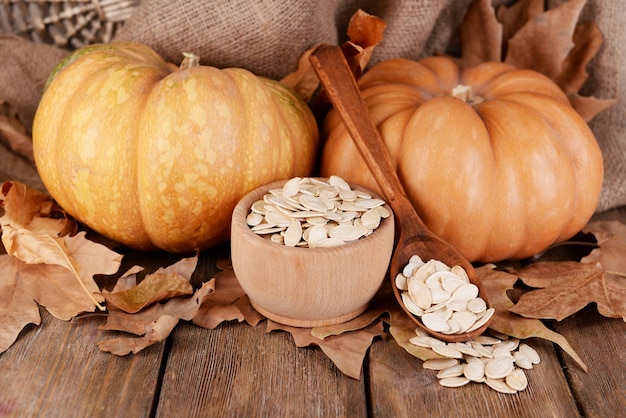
top-left (320, 56), bottom-right (603, 262)
top-left (33, 42), bottom-right (318, 253)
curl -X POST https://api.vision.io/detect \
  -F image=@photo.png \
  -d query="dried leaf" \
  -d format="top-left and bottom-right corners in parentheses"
top-left (582, 221), bottom-right (626, 273)
top-left (496, 0), bottom-right (545, 44)
top-left (457, 0), bottom-right (614, 121)
top-left (1, 181), bottom-right (75, 242)
top-left (97, 280), bottom-right (215, 355)
top-left (100, 255), bottom-right (199, 313)
top-left (0, 255), bottom-right (42, 352)
top-left (510, 261), bottom-right (625, 323)
top-left (478, 265), bottom-right (587, 371)
top-left (387, 304), bottom-right (444, 362)
top-left (281, 9), bottom-right (385, 103)
top-left (0, 251), bottom-right (119, 353)
top-left (153, 254), bottom-right (198, 278)
top-left (505, 0), bottom-right (586, 79)
top-left (568, 94), bottom-right (617, 123)
top-left (101, 272), bottom-right (193, 313)
top-left (1, 182), bottom-right (122, 309)
top-left (0, 182), bottom-right (123, 353)
top-left (554, 22), bottom-right (602, 95)
top-left (311, 283), bottom-right (391, 340)
top-left (457, 0), bottom-right (502, 67)
top-left (267, 319), bottom-right (385, 379)
top-left (193, 261), bottom-right (263, 329)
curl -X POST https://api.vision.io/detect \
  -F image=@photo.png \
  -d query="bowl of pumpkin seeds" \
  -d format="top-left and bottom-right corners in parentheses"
top-left (231, 176), bottom-right (395, 327)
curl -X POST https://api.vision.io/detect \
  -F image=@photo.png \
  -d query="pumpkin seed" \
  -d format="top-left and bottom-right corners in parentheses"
top-left (513, 351), bottom-right (533, 370)
top-left (439, 377), bottom-right (470, 388)
top-left (247, 176), bottom-right (389, 248)
top-left (437, 364), bottom-right (465, 379)
top-left (505, 369), bottom-right (528, 391)
top-left (518, 343), bottom-right (541, 364)
top-left (246, 212), bottom-right (263, 226)
top-left (423, 358), bottom-right (459, 370)
top-left (282, 177), bottom-right (301, 197)
top-left (485, 378), bottom-right (517, 394)
top-left (463, 360), bottom-right (485, 382)
top-left (396, 257), bottom-right (490, 336)
top-left (409, 327), bottom-right (541, 394)
top-left (283, 221), bottom-right (302, 247)
top-left (485, 357), bottom-right (515, 379)
top-left (408, 279), bottom-right (431, 310)
top-left (432, 343), bottom-right (464, 359)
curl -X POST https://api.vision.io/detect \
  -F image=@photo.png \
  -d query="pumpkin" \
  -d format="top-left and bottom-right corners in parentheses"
top-left (320, 56), bottom-right (603, 262)
top-left (32, 42), bottom-right (318, 253)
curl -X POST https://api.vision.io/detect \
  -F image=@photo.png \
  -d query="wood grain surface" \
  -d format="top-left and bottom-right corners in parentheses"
top-left (0, 207), bottom-right (624, 417)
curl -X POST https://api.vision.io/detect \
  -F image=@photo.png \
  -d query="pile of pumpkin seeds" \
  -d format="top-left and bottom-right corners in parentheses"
top-left (411, 328), bottom-right (541, 393)
top-left (395, 255), bottom-right (494, 335)
top-left (246, 176), bottom-right (389, 248)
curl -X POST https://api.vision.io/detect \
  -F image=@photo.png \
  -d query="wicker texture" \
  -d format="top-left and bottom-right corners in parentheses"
top-left (0, 0), bottom-right (140, 49)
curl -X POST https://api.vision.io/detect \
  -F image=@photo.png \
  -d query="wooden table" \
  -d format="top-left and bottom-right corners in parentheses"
top-left (1, 207), bottom-right (625, 418)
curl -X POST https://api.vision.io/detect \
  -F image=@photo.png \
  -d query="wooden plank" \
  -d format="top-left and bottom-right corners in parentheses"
top-left (156, 320), bottom-right (367, 417)
top-left (0, 310), bottom-right (165, 418)
top-left (554, 306), bottom-right (626, 417)
top-left (367, 336), bottom-right (580, 417)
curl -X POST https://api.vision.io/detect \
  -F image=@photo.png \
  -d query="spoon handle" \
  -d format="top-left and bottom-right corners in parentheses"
top-left (310, 44), bottom-right (408, 208)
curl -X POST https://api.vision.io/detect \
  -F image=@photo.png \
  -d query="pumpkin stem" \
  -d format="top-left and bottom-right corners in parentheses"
top-left (450, 84), bottom-right (485, 105)
top-left (180, 52), bottom-right (200, 70)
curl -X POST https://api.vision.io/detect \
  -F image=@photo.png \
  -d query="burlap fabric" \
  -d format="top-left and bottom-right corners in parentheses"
top-left (0, 0), bottom-right (623, 211)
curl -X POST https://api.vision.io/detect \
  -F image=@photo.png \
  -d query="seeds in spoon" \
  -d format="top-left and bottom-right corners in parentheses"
top-left (397, 256), bottom-right (489, 335)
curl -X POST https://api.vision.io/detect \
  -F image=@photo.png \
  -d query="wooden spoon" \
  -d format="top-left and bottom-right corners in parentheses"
top-left (310, 44), bottom-right (492, 342)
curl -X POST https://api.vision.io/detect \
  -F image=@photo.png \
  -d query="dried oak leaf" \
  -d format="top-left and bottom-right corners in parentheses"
top-left (101, 272), bottom-right (194, 313)
top-left (1, 182), bottom-right (121, 309)
top-left (101, 255), bottom-right (200, 313)
top-left (97, 279), bottom-right (215, 355)
top-left (0, 244), bottom-right (122, 353)
top-left (280, 9), bottom-right (386, 103)
top-left (479, 264), bottom-right (587, 371)
top-left (192, 259), bottom-right (264, 329)
top-left (266, 319), bottom-right (385, 380)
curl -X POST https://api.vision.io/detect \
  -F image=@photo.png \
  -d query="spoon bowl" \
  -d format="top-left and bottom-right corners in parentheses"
top-left (310, 44), bottom-right (492, 342)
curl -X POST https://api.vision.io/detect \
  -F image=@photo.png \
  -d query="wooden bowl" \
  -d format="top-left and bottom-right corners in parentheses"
top-left (231, 178), bottom-right (395, 327)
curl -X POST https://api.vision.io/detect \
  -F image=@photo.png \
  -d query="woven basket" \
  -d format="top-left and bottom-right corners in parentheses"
top-left (0, 0), bottom-right (140, 49)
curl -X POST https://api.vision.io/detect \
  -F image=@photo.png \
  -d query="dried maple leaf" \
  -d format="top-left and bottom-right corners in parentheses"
top-left (457, 0), bottom-right (615, 122)
top-left (510, 261), bottom-right (625, 322)
top-left (97, 279), bottom-right (215, 355)
top-left (496, 0), bottom-right (544, 42)
top-left (266, 319), bottom-right (385, 380)
top-left (479, 265), bottom-right (587, 371)
top-left (280, 9), bottom-right (386, 103)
